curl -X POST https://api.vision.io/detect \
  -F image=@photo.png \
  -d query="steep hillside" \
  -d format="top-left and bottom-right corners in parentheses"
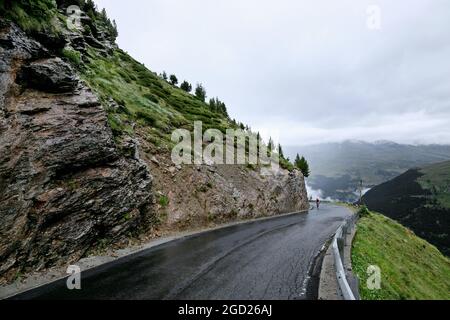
top-left (418, 161), bottom-right (450, 209)
top-left (0, 1), bottom-right (308, 283)
top-left (352, 211), bottom-right (450, 300)
top-left (287, 140), bottom-right (450, 201)
top-left (363, 161), bottom-right (450, 256)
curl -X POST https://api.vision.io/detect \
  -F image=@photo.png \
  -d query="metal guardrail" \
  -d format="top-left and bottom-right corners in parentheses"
top-left (332, 213), bottom-right (360, 300)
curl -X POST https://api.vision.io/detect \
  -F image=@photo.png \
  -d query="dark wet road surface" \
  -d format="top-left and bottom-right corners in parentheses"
top-left (11, 204), bottom-right (350, 300)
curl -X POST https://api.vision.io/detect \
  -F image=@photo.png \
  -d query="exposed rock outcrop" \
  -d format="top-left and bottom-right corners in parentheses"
top-left (18, 57), bottom-right (79, 93)
top-left (0, 21), bottom-right (152, 281)
top-left (141, 141), bottom-right (309, 230)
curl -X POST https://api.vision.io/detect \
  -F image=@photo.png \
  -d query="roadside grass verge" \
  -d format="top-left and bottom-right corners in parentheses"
top-left (352, 211), bottom-right (450, 300)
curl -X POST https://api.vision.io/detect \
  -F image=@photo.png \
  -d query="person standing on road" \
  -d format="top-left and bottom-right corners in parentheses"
top-left (316, 198), bottom-right (320, 209)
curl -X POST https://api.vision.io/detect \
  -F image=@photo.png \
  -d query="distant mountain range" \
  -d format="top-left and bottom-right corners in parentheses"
top-left (363, 161), bottom-right (450, 256)
top-left (286, 141), bottom-right (450, 202)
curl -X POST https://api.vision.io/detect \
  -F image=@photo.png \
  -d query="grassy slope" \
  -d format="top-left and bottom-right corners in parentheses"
top-left (352, 211), bottom-right (450, 300)
top-left (418, 161), bottom-right (450, 209)
top-left (81, 42), bottom-right (296, 171)
top-left (0, 0), bottom-right (61, 33)
top-left (82, 48), bottom-right (231, 150)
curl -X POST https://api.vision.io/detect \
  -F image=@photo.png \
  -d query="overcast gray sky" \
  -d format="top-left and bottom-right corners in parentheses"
top-left (95, 0), bottom-right (450, 146)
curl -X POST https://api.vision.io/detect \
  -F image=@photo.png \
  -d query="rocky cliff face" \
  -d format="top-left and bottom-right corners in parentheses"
top-left (0, 17), bottom-right (308, 283)
top-left (0, 21), bottom-right (152, 281)
top-left (142, 142), bottom-right (309, 230)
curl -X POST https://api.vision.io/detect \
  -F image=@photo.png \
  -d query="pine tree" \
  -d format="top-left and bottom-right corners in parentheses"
top-left (161, 71), bottom-right (168, 81)
top-left (219, 101), bottom-right (228, 117)
top-left (111, 20), bottom-right (118, 39)
top-left (294, 154), bottom-right (301, 168)
top-left (295, 155), bottom-right (311, 177)
top-left (206, 97), bottom-right (228, 116)
top-left (302, 157), bottom-right (311, 177)
top-left (267, 137), bottom-right (274, 157)
top-left (278, 144), bottom-right (284, 158)
top-left (100, 8), bottom-right (107, 21)
top-left (83, 0), bottom-right (96, 14)
top-left (169, 74), bottom-right (178, 86)
top-left (209, 98), bottom-right (217, 111)
top-left (85, 0), bottom-right (95, 9)
top-left (268, 137), bottom-right (274, 152)
top-left (180, 81), bottom-right (192, 92)
top-left (195, 83), bottom-right (206, 102)
top-left (256, 132), bottom-right (261, 155)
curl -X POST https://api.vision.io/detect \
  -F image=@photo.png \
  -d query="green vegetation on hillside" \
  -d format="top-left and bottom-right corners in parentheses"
top-left (352, 211), bottom-right (450, 300)
top-left (0, 0), bottom-right (61, 34)
top-left (0, 0), bottom-right (118, 39)
top-left (418, 161), bottom-right (450, 209)
top-left (81, 49), bottom-right (295, 169)
top-left (81, 48), bottom-right (232, 149)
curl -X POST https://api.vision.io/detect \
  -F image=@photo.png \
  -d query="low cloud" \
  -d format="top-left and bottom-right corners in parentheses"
top-left (305, 181), bottom-right (323, 200)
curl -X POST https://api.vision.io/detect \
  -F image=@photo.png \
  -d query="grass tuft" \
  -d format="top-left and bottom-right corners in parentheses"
top-left (62, 48), bottom-right (82, 66)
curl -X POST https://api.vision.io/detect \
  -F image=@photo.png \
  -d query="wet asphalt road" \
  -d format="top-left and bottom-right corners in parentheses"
top-left (11, 204), bottom-right (350, 300)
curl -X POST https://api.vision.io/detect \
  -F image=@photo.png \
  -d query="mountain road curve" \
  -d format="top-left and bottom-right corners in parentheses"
top-left (9, 204), bottom-right (351, 300)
